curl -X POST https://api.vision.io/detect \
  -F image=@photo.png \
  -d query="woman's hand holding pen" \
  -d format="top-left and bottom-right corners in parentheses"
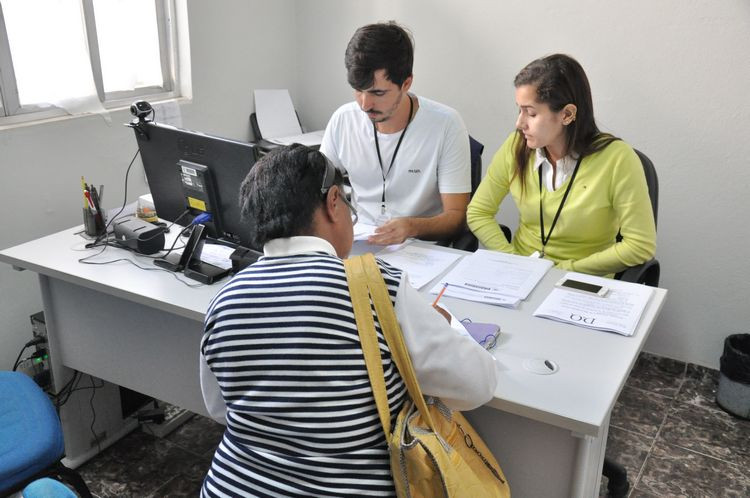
top-left (432, 283), bottom-right (451, 323)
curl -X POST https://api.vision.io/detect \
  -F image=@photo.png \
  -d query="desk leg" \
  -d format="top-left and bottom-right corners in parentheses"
top-left (571, 418), bottom-right (608, 498)
top-left (464, 406), bottom-right (607, 498)
top-left (40, 275), bottom-right (138, 468)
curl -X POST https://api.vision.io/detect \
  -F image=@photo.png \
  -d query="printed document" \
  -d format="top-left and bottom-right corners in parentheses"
top-left (429, 249), bottom-right (553, 307)
top-left (533, 272), bottom-right (653, 336)
top-left (375, 243), bottom-right (463, 290)
top-left (352, 222), bottom-right (379, 241)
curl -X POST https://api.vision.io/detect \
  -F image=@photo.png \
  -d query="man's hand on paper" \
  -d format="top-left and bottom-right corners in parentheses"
top-left (368, 217), bottom-right (414, 245)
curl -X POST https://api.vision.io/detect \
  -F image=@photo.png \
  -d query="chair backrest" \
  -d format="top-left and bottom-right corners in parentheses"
top-left (443, 135), bottom-right (483, 250)
top-left (633, 149), bottom-right (658, 229)
top-left (469, 135), bottom-right (484, 195)
top-left (614, 148), bottom-right (660, 286)
top-left (0, 372), bottom-right (64, 492)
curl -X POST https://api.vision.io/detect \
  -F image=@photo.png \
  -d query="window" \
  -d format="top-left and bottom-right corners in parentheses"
top-left (0, 0), bottom-right (181, 124)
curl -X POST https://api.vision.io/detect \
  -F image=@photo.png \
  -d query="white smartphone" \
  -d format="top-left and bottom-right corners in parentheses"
top-left (555, 277), bottom-right (609, 297)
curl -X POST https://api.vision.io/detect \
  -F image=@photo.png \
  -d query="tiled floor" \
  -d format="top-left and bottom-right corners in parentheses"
top-left (599, 353), bottom-right (750, 497)
top-left (74, 352), bottom-right (750, 497)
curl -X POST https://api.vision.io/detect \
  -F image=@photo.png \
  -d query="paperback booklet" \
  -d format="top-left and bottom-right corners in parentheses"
top-left (532, 272), bottom-right (653, 336)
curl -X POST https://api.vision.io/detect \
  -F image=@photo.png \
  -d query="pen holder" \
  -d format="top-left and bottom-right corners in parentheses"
top-left (83, 208), bottom-right (106, 237)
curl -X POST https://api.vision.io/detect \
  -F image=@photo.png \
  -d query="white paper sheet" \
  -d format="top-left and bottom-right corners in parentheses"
top-left (199, 243), bottom-right (235, 270)
top-left (533, 272), bottom-right (653, 336)
top-left (428, 249), bottom-right (553, 306)
top-left (353, 222), bottom-right (379, 241)
top-left (376, 243), bottom-right (463, 290)
top-left (266, 130), bottom-right (324, 147)
top-left (254, 89), bottom-right (302, 139)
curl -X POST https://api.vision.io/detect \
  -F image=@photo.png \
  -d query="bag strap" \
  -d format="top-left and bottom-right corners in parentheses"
top-left (343, 256), bottom-right (392, 439)
top-left (359, 253), bottom-right (437, 432)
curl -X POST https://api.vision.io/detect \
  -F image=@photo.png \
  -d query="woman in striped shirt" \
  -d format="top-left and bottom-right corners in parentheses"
top-left (200, 144), bottom-right (498, 497)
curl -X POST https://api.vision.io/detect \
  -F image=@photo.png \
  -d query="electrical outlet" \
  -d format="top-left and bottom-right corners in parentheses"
top-left (30, 311), bottom-right (47, 339)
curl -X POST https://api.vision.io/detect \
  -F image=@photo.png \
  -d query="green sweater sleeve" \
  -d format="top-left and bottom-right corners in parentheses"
top-left (466, 134), bottom-right (517, 254)
top-left (558, 144), bottom-right (657, 276)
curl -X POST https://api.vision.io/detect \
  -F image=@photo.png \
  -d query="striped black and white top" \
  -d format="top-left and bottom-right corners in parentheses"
top-left (200, 242), bottom-right (407, 496)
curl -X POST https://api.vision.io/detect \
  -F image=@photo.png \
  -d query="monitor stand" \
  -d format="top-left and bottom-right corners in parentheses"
top-left (154, 224), bottom-right (230, 284)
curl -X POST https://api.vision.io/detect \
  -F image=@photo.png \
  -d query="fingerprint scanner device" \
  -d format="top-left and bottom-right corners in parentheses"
top-left (154, 224), bottom-right (230, 284)
top-left (113, 217), bottom-right (165, 254)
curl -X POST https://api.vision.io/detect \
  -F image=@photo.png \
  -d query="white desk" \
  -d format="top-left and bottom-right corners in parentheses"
top-left (1, 228), bottom-right (667, 497)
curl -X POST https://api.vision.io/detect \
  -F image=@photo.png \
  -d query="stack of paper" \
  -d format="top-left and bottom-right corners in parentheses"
top-left (533, 272), bottom-right (653, 336)
top-left (429, 250), bottom-right (553, 308)
top-left (376, 243), bottom-right (463, 290)
top-left (353, 222), bottom-right (379, 241)
top-left (253, 89), bottom-right (324, 146)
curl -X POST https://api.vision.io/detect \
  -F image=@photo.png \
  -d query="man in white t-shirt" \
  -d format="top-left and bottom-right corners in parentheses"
top-left (320, 21), bottom-right (471, 245)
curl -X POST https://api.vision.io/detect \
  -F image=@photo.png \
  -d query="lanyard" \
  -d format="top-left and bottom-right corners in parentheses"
top-left (538, 155), bottom-right (583, 257)
top-left (373, 95), bottom-right (414, 214)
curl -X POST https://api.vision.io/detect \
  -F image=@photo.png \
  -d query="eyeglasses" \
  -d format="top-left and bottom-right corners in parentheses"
top-left (320, 157), bottom-right (358, 225)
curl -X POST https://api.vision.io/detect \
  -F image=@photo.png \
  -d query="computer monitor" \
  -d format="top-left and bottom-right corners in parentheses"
top-left (132, 120), bottom-right (259, 249)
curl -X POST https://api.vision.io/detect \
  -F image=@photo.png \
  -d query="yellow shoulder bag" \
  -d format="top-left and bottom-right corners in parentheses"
top-left (344, 253), bottom-right (510, 498)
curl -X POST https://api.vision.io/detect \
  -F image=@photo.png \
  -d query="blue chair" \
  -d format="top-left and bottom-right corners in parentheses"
top-left (22, 478), bottom-right (77, 498)
top-left (0, 371), bottom-right (92, 497)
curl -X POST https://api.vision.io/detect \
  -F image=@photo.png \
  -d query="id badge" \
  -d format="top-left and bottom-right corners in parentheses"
top-left (376, 205), bottom-right (391, 225)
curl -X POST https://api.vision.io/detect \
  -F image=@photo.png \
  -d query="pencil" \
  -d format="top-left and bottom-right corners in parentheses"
top-left (432, 283), bottom-right (448, 306)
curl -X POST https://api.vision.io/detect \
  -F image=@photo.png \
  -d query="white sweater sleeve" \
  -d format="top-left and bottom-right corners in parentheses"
top-left (394, 274), bottom-right (499, 411)
top-left (199, 352), bottom-right (227, 425)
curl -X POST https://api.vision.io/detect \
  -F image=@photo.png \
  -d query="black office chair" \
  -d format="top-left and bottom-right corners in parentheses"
top-left (613, 149), bottom-right (660, 286)
top-left (602, 149), bottom-right (660, 497)
top-left (492, 148), bottom-right (659, 283)
top-left (444, 135), bottom-right (484, 250)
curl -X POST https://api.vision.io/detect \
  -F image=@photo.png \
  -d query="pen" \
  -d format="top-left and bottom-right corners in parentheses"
top-left (90, 186), bottom-right (101, 213)
top-left (81, 176), bottom-right (88, 208)
top-left (432, 283), bottom-right (448, 306)
top-left (84, 190), bottom-right (96, 212)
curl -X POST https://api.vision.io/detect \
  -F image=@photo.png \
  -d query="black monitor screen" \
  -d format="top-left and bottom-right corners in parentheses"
top-left (133, 121), bottom-right (258, 249)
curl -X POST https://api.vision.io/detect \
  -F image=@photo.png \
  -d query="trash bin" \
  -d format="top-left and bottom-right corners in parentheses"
top-left (716, 334), bottom-right (750, 419)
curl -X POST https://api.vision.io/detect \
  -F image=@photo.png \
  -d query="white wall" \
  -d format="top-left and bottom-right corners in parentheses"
top-left (294, 0), bottom-right (750, 368)
top-left (2, 0), bottom-right (748, 370)
top-left (0, 0), bottom-right (298, 370)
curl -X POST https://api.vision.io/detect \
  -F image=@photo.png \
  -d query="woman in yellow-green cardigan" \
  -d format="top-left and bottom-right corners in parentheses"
top-left (467, 54), bottom-right (656, 277)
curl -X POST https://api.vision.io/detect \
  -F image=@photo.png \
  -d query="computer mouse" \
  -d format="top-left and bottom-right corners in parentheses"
top-left (522, 358), bottom-right (558, 375)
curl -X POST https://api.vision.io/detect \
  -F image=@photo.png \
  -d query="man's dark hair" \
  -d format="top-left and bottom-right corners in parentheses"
top-left (345, 21), bottom-right (414, 90)
top-left (239, 144), bottom-right (344, 248)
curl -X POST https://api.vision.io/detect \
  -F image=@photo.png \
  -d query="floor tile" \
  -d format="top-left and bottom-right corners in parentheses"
top-left (625, 352), bottom-right (686, 397)
top-left (610, 385), bottom-right (672, 437)
top-left (675, 363), bottom-right (722, 412)
top-left (78, 430), bottom-right (207, 497)
top-left (599, 426), bottom-right (653, 497)
top-left (165, 413), bottom-right (225, 457)
top-left (658, 400), bottom-right (750, 469)
top-left (635, 441), bottom-right (750, 497)
top-left (149, 475), bottom-right (205, 497)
